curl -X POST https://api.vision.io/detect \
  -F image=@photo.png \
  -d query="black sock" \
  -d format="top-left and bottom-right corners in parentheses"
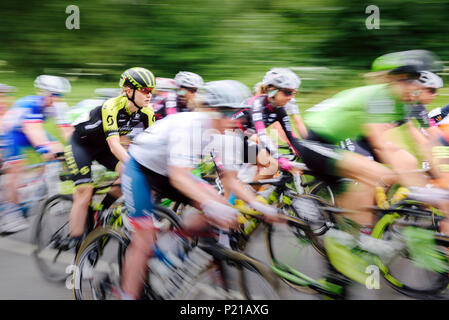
top-left (101, 193), bottom-right (118, 210)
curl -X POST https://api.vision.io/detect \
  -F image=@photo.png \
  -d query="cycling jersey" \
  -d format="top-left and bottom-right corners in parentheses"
top-left (130, 112), bottom-right (242, 176)
top-left (151, 91), bottom-right (190, 120)
top-left (429, 104), bottom-right (449, 126)
top-left (72, 96), bottom-right (155, 148)
top-left (304, 84), bottom-right (409, 144)
top-left (0, 96), bottom-right (68, 161)
top-left (298, 84), bottom-right (410, 181)
top-left (232, 95), bottom-right (302, 159)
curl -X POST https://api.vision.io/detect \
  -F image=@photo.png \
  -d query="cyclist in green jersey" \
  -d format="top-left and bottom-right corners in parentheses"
top-left (60, 67), bottom-right (156, 250)
top-left (299, 59), bottom-right (432, 229)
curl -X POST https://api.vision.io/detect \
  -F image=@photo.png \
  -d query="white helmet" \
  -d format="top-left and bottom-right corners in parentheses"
top-left (417, 71), bottom-right (443, 89)
top-left (198, 80), bottom-right (251, 109)
top-left (262, 68), bottom-right (301, 90)
top-left (34, 75), bottom-right (71, 94)
top-left (0, 83), bottom-right (16, 93)
top-left (174, 71), bottom-right (204, 89)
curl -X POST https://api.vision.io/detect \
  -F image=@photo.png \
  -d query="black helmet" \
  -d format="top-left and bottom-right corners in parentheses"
top-left (119, 67), bottom-right (156, 90)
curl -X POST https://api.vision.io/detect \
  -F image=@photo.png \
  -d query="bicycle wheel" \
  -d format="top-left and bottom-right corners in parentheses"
top-left (376, 223), bottom-right (449, 299)
top-left (265, 215), bottom-right (329, 294)
top-left (173, 243), bottom-right (281, 300)
top-left (149, 246), bottom-right (245, 300)
top-left (32, 194), bottom-right (75, 282)
top-left (309, 180), bottom-right (335, 205)
top-left (72, 226), bottom-right (130, 300)
top-left (282, 193), bottom-right (332, 240)
top-left (237, 250), bottom-right (284, 299)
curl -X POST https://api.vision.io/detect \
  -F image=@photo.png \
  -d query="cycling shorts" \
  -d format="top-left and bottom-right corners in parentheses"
top-left (64, 135), bottom-right (119, 186)
top-left (122, 157), bottom-right (194, 230)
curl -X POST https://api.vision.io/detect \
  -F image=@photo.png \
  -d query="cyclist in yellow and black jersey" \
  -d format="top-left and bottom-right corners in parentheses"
top-left (60, 67), bottom-right (156, 251)
top-left (72, 95), bottom-right (154, 148)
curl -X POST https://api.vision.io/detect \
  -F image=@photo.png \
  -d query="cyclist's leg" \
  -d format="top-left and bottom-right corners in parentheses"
top-left (121, 157), bottom-right (157, 299)
top-left (96, 151), bottom-right (122, 210)
top-left (64, 139), bottom-right (95, 239)
top-left (0, 139), bottom-right (30, 232)
top-left (298, 140), bottom-right (395, 226)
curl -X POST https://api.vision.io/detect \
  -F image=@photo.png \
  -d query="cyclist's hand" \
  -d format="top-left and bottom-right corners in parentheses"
top-left (49, 141), bottom-right (64, 154)
top-left (249, 200), bottom-right (286, 224)
top-left (41, 152), bottom-right (56, 162)
top-left (201, 200), bottom-right (240, 230)
top-left (278, 157), bottom-right (293, 171)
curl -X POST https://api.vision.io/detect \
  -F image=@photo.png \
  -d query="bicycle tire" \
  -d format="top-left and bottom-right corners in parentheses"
top-left (32, 194), bottom-right (75, 282)
top-left (375, 222), bottom-right (449, 299)
top-left (309, 180), bottom-right (335, 205)
top-left (72, 226), bottom-right (130, 300)
top-left (265, 213), bottom-right (330, 295)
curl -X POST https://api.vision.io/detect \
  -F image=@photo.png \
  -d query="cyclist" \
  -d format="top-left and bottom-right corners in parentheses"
top-left (150, 77), bottom-right (177, 120)
top-left (299, 60), bottom-right (434, 229)
top-left (0, 83), bottom-right (15, 120)
top-left (253, 80), bottom-right (308, 140)
top-left (410, 71), bottom-right (443, 127)
top-left (0, 76), bottom-right (70, 233)
top-left (152, 71), bottom-right (203, 120)
top-left (119, 80), bottom-right (283, 300)
top-left (0, 83), bottom-right (16, 163)
top-left (232, 68), bottom-right (304, 182)
top-left (60, 67), bottom-right (156, 250)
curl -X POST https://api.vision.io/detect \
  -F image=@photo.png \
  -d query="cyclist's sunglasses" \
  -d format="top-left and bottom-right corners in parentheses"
top-left (180, 86), bottom-right (198, 93)
top-left (139, 87), bottom-right (154, 95)
top-left (427, 88), bottom-right (438, 94)
top-left (50, 93), bottom-right (64, 97)
top-left (279, 88), bottom-right (297, 96)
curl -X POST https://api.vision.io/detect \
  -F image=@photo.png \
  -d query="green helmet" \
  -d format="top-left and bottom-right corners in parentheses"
top-left (119, 67), bottom-right (156, 89)
top-left (371, 50), bottom-right (442, 73)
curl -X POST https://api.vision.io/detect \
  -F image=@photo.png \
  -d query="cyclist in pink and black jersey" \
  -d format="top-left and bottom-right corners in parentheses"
top-left (152, 72), bottom-right (203, 120)
top-left (232, 68), bottom-right (306, 176)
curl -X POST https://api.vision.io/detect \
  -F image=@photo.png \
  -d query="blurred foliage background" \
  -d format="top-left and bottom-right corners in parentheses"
top-left (0, 0), bottom-right (449, 109)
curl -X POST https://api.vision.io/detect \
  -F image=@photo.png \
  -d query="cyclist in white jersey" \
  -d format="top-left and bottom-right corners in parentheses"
top-left (119, 80), bottom-right (283, 299)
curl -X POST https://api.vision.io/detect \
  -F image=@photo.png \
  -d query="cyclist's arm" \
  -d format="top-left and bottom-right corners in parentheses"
top-left (405, 121), bottom-right (440, 177)
top-left (276, 107), bottom-right (303, 155)
top-left (291, 114), bottom-right (308, 139)
top-left (285, 101), bottom-right (308, 139)
top-left (102, 105), bottom-right (130, 163)
top-left (364, 122), bottom-right (402, 164)
top-left (168, 165), bottom-right (227, 205)
top-left (22, 121), bottom-right (53, 148)
top-left (58, 124), bottom-right (74, 142)
top-left (106, 135), bottom-right (130, 163)
top-left (220, 170), bottom-right (257, 204)
top-left (251, 101), bottom-right (280, 159)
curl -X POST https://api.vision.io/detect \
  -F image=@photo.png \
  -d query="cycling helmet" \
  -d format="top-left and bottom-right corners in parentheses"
top-left (0, 83), bottom-right (16, 93)
top-left (262, 68), bottom-right (301, 90)
top-left (155, 77), bottom-right (178, 91)
top-left (174, 71), bottom-right (204, 89)
top-left (198, 80), bottom-right (251, 109)
top-left (34, 75), bottom-right (71, 94)
top-left (371, 50), bottom-right (442, 74)
top-left (417, 71), bottom-right (443, 89)
top-left (119, 67), bottom-right (156, 90)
